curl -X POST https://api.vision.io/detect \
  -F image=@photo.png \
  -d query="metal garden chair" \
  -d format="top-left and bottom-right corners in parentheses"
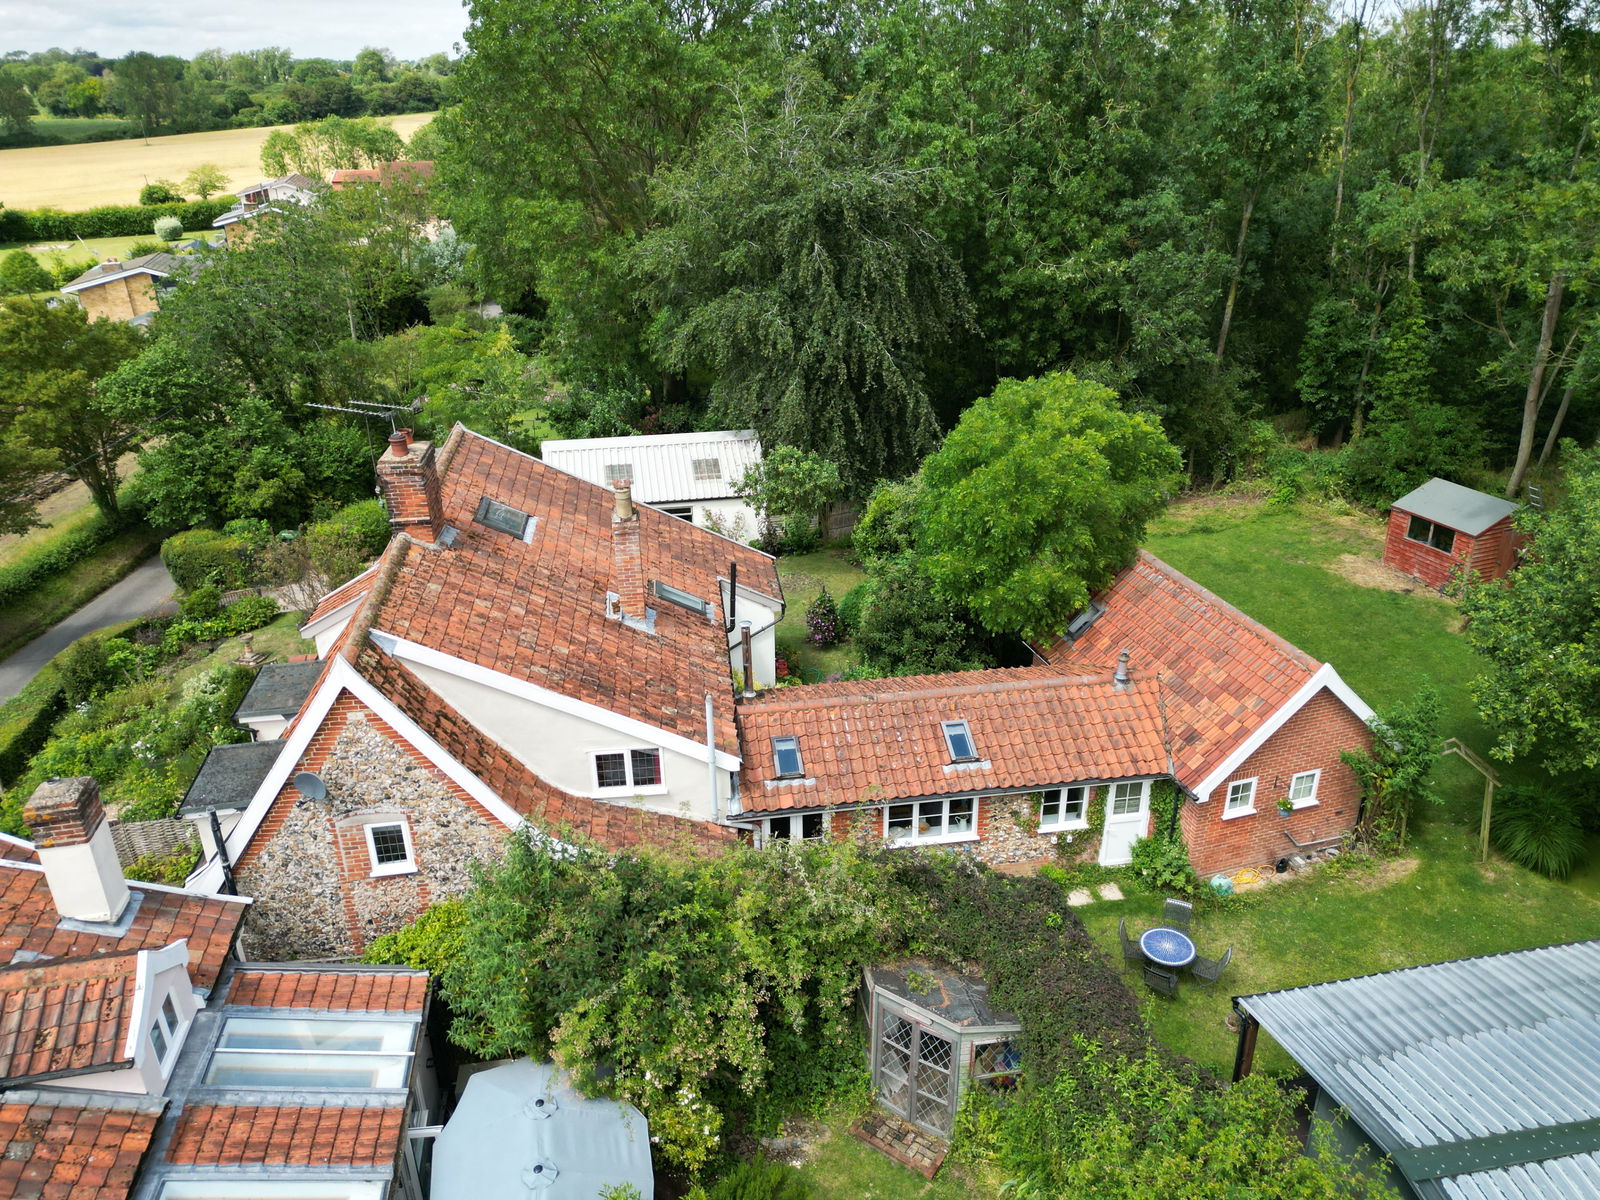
top-left (1190, 946), bottom-right (1233, 984)
top-left (1162, 897), bottom-right (1194, 933)
top-left (1118, 917), bottom-right (1143, 965)
top-left (1142, 964), bottom-right (1180, 997)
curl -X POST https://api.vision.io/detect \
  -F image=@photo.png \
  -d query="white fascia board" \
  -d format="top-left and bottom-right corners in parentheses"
top-left (194, 657), bottom-right (535, 893)
top-left (60, 267), bottom-right (168, 294)
top-left (298, 596), bottom-right (364, 641)
top-left (371, 631), bottom-right (743, 773)
top-left (1193, 663), bottom-right (1376, 803)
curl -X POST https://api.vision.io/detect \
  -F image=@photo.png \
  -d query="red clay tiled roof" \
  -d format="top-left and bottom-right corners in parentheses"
top-left (0, 1092), bottom-right (163, 1200)
top-left (357, 642), bottom-right (737, 854)
top-left (226, 967), bottom-right (427, 1012)
top-left (166, 1104), bottom-right (405, 1166)
top-left (0, 861), bottom-right (246, 992)
top-left (363, 429), bottom-right (780, 755)
top-left (737, 667), bottom-right (1169, 813)
top-left (1044, 551), bottom-right (1322, 787)
top-left (303, 563), bottom-right (378, 628)
top-left (0, 951), bottom-right (140, 1082)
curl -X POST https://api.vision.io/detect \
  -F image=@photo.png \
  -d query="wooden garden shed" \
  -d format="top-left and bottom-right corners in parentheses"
top-left (865, 959), bottom-right (1021, 1139)
top-left (1383, 477), bottom-right (1522, 590)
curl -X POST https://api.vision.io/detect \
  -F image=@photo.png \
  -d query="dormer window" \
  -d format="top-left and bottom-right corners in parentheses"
top-left (1065, 600), bottom-right (1106, 639)
top-left (941, 720), bottom-right (977, 762)
top-left (692, 457), bottom-right (721, 481)
top-left (474, 497), bottom-right (534, 540)
top-left (772, 736), bottom-right (804, 778)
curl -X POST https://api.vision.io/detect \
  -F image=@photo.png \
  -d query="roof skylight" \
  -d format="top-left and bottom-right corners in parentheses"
top-left (692, 457), bottom-right (722, 481)
top-left (605, 462), bottom-right (633, 484)
top-left (941, 720), bottom-right (978, 762)
top-left (772, 736), bottom-right (804, 778)
top-left (650, 580), bottom-right (709, 616)
top-left (474, 497), bottom-right (534, 540)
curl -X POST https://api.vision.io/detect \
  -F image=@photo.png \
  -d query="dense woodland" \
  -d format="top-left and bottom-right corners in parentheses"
top-left (0, 45), bottom-right (453, 144)
top-left (425, 0), bottom-right (1600, 500)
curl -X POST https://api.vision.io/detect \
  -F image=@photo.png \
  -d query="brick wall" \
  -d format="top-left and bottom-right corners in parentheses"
top-left (234, 690), bottom-right (510, 959)
top-left (375, 440), bottom-right (443, 541)
top-left (1181, 687), bottom-right (1371, 878)
top-left (77, 275), bottom-right (157, 323)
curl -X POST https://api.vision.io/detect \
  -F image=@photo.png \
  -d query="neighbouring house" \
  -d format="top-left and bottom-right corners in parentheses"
top-left (540, 429), bottom-right (764, 544)
top-left (1233, 940), bottom-right (1600, 1199)
top-left (211, 172), bottom-right (320, 245)
top-left (330, 160), bottom-right (436, 190)
top-left (59, 252), bottom-right (180, 323)
top-left (1383, 477), bottom-right (1523, 590)
top-left (186, 425), bottom-right (784, 958)
top-left (738, 552), bottom-right (1375, 879)
top-left (0, 775), bottom-right (438, 1200)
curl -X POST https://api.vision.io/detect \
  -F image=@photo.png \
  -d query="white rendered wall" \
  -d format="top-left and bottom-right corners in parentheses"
top-left (690, 499), bottom-right (762, 545)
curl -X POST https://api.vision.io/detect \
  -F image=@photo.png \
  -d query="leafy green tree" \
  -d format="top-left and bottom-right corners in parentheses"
top-left (732, 445), bottom-right (843, 546)
top-left (0, 299), bottom-right (142, 522)
top-left (1340, 686), bottom-right (1441, 850)
top-left (110, 52), bottom-right (186, 137)
top-left (259, 115), bottom-right (404, 178)
top-left (352, 47), bottom-right (392, 84)
top-left (0, 250), bottom-right (52, 296)
top-left (853, 558), bottom-right (998, 676)
top-left (1460, 444), bottom-right (1600, 773)
top-left (916, 373), bottom-right (1182, 641)
top-left (182, 162), bottom-right (229, 199)
top-left (634, 71), bottom-right (972, 486)
top-left (0, 68), bottom-right (35, 137)
top-left (139, 180), bottom-right (182, 205)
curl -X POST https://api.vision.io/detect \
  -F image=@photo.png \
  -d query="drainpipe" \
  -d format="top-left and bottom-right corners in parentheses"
top-left (209, 810), bottom-right (237, 895)
top-left (1231, 1000), bottom-right (1260, 1082)
top-left (740, 622), bottom-right (755, 697)
top-left (705, 693), bottom-right (721, 822)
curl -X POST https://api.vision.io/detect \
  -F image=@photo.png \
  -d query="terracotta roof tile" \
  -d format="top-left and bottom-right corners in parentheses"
top-left (738, 666), bottom-right (1169, 813)
top-left (0, 1092), bottom-right (163, 1200)
top-left (303, 563), bottom-right (379, 628)
top-left (360, 429), bottom-right (780, 755)
top-left (0, 860), bottom-right (246, 992)
top-left (1044, 551), bottom-right (1322, 786)
top-left (0, 950), bottom-right (142, 1083)
top-left (226, 967), bottom-right (427, 1012)
top-left (166, 1104), bottom-right (403, 1166)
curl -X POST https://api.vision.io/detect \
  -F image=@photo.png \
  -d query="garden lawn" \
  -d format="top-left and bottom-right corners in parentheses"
top-left (799, 1111), bottom-right (997, 1199)
top-left (172, 612), bottom-right (313, 689)
top-left (775, 547), bottom-right (868, 681)
top-left (2, 230), bottom-right (218, 259)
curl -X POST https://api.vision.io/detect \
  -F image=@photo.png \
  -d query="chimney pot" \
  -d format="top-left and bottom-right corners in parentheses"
top-left (1113, 649), bottom-right (1131, 687)
top-left (387, 429), bottom-right (410, 456)
top-left (23, 777), bottom-right (130, 924)
top-left (612, 481), bottom-right (635, 522)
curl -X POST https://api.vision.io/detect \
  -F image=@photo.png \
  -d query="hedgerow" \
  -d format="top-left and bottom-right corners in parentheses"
top-left (0, 513), bottom-right (122, 608)
top-left (0, 199), bottom-right (234, 242)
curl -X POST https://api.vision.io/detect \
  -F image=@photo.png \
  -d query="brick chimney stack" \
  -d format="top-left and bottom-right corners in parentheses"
top-left (375, 430), bottom-right (444, 542)
top-left (24, 777), bottom-right (131, 924)
top-left (611, 481), bottom-right (648, 619)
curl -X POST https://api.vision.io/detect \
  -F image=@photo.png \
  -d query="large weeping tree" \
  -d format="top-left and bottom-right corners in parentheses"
top-left (630, 69), bottom-right (973, 489)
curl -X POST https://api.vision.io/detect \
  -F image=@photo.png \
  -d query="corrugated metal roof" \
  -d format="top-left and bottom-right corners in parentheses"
top-left (1238, 940), bottom-right (1600, 1199)
top-left (540, 429), bottom-right (761, 503)
top-left (1392, 478), bottom-right (1518, 536)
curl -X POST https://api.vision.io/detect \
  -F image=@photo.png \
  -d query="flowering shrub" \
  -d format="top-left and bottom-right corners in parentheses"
top-left (804, 585), bottom-right (842, 646)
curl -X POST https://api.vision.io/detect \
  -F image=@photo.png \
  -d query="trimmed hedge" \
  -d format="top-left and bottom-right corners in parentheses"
top-left (0, 199), bottom-right (235, 243)
top-left (160, 529), bottom-right (250, 593)
top-left (0, 514), bottom-right (120, 608)
top-left (0, 679), bottom-right (66, 789)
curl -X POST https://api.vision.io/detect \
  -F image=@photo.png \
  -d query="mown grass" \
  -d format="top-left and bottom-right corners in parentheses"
top-left (1074, 496), bottom-right (1600, 1075)
top-left (1, 230), bottom-right (218, 258)
top-left (774, 547), bottom-right (869, 680)
top-left (800, 1112), bottom-right (996, 1199)
top-left (172, 612), bottom-right (312, 689)
top-left (0, 526), bottom-right (163, 661)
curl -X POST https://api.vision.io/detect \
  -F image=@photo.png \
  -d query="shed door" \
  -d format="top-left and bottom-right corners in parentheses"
top-left (875, 1008), bottom-right (956, 1136)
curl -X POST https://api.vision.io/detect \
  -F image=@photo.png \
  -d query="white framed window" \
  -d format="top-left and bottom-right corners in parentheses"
top-left (886, 798), bottom-right (977, 845)
top-left (204, 1016), bottom-right (414, 1089)
top-left (363, 820), bottom-right (416, 877)
top-left (764, 812), bottom-right (826, 844)
top-left (1039, 786), bottom-right (1089, 831)
top-left (593, 748), bottom-right (663, 792)
top-left (941, 721), bottom-right (978, 762)
top-left (1288, 769), bottom-right (1320, 808)
top-left (1110, 780), bottom-right (1148, 815)
top-left (772, 736), bottom-right (804, 778)
top-left (661, 504), bottom-right (694, 522)
top-left (1223, 777), bottom-right (1257, 818)
top-left (149, 989), bottom-right (183, 1069)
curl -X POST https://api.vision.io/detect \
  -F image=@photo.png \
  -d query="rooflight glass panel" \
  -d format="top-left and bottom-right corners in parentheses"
top-left (474, 497), bottom-right (532, 539)
top-left (941, 720), bottom-right (978, 762)
top-left (161, 1183), bottom-right (387, 1200)
top-left (605, 462), bottom-right (633, 485)
top-left (651, 580), bottom-right (709, 615)
top-left (692, 457), bottom-right (722, 481)
top-left (772, 736), bottom-right (804, 777)
top-left (205, 1017), bottom-right (414, 1089)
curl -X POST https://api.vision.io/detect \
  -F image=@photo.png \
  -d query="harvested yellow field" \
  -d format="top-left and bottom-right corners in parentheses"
top-left (0, 113), bottom-right (435, 211)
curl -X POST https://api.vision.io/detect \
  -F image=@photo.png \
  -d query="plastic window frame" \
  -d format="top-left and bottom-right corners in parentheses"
top-left (885, 797), bottom-right (978, 846)
top-left (771, 736), bottom-right (804, 779)
top-left (941, 720), bottom-right (978, 763)
top-left (1288, 768), bottom-right (1321, 808)
top-left (1038, 785), bottom-right (1090, 832)
top-left (364, 819), bottom-right (417, 877)
top-left (592, 748), bottom-right (666, 794)
top-left (1223, 777), bottom-right (1258, 819)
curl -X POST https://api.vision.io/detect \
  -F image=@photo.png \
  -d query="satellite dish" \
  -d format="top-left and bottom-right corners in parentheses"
top-left (292, 771), bottom-right (328, 801)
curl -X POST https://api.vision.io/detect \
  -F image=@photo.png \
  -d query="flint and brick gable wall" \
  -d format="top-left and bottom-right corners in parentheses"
top-left (1180, 687), bottom-right (1371, 877)
top-left (234, 691), bottom-right (509, 959)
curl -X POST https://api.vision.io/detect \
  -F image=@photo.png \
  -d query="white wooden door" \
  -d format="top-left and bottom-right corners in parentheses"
top-left (1098, 781), bottom-right (1150, 866)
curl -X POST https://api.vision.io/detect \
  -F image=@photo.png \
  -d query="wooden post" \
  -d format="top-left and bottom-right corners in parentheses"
top-left (1232, 1010), bottom-right (1260, 1082)
top-left (1440, 739), bottom-right (1499, 864)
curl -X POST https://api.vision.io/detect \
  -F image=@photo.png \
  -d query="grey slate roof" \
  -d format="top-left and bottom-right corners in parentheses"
top-left (60, 252), bottom-right (180, 291)
top-left (1392, 478), bottom-right (1518, 536)
top-left (180, 739), bottom-right (284, 815)
top-left (1236, 940), bottom-right (1600, 1200)
top-left (233, 660), bottom-right (323, 721)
